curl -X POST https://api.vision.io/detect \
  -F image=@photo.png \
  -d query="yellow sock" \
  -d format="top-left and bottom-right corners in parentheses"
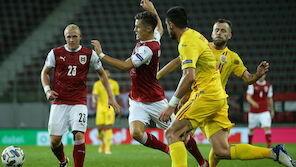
top-left (105, 129), bottom-right (112, 148)
top-left (169, 142), bottom-right (187, 167)
top-left (230, 144), bottom-right (271, 160)
top-left (209, 148), bottom-right (219, 167)
top-left (98, 130), bottom-right (105, 144)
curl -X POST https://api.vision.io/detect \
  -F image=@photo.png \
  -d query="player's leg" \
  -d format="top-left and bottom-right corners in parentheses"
top-left (70, 105), bottom-right (88, 167)
top-left (48, 104), bottom-right (69, 166)
top-left (128, 98), bottom-right (169, 153)
top-left (248, 112), bottom-right (257, 145)
top-left (261, 111), bottom-right (272, 147)
top-left (96, 109), bottom-right (105, 153)
top-left (104, 108), bottom-right (116, 154)
top-left (97, 124), bottom-right (105, 153)
top-left (151, 99), bottom-right (208, 166)
top-left (165, 118), bottom-right (193, 167)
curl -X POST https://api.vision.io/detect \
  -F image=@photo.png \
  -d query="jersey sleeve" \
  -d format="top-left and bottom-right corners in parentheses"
top-left (45, 49), bottom-right (56, 67)
top-left (267, 85), bottom-right (273, 98)
top-left (179, 40), bottom-right (202, 70)
top-left (247, 85), bottom-right (254, 95)
top-left (232, 54), bottom-right (247, 77)
top-left (131, 45), bottom-right (153, 68)
top-left (154, 29), bottom-right (161, 42)
top-left (113, 81), bottom-right (120, 96)
top-left (90, 50), bottom-right (103, 70)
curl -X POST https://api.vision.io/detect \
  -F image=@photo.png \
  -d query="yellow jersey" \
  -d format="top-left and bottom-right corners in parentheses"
top-left (179, 29), bottom-right (226, 100)
top-left (92, 79), bottom-right (120, 111)
top-left (210, 42), bottom-right (247, 89)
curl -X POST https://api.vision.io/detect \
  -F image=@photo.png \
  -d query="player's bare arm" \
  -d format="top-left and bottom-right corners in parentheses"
top-left (157, 57), bottom-right (181, 79)
top-left (140, 0), bottom-right (163, 36)
top-left (268, 97), bottom-right (275, 119)
top-left (97, 67), bottom-right (121, 112)
top-left (242, 61), bottom-right (269, 84)
top-left (91, 40), bottom-right (134, 71)
top-left (159, 67), bottom-right (195, 122)
top-left (40, 65), bottom-right (59, 100)
top-left (246, 94), bottom-right (259, 109)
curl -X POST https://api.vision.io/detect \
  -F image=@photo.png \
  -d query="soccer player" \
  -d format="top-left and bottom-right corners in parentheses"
top-left (158, 6), bottom-right (295, 167)
top-left (92, 69), bottom-right (122, 154)
top-left (91, 1), bottom-right (208, 167)
top-left (41, 24), bottom-right (120, 167)
top-left (246, 74), bottom-right (274, 147)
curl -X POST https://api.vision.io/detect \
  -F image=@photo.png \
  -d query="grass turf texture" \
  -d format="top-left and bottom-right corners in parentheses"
top-left (1, 144), bottom-right (295, 167)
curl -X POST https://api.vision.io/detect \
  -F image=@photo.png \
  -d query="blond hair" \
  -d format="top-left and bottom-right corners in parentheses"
top-left (64, 24), bottom-right (81, 36)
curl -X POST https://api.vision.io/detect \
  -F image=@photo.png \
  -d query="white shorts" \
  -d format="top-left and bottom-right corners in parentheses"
top-left (128, 98), bottom-right (174, 130)
top-left (248, 111), bottom-right (271, 129)
top-left (48, 104), bottom-right (88, 136)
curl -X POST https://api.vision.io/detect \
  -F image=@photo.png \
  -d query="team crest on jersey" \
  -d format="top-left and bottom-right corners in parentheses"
top-left (264, 86), bottom-right (268, 92)
top-left (79, 55), bottom-right (87, 65)
top-left (220, 55), bottom-right (227, 63)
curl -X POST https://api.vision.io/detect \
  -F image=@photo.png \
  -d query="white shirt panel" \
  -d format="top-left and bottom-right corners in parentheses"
top-left (90, 50), bottom-right (102, 70)
top-left (45, 49), bottom-right (55, 67)
top-left (154, 29), bottom-right (161, 42)
top-left (267, 85), bottom-right (273, 98)
top-left (247, 85), bottom-right (254, 95)
top-left (131, 46), bottom-right (153, 68)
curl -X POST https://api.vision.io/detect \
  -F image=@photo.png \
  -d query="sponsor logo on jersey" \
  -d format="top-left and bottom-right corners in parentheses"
top-left (181, 44), bottom-right (187, 47)
top-left (182, 60), bottom-right (192, 65)
top-left (79, 55), bottom-right (87, 65)
top-left (60, 56), bottom-right (66, 61)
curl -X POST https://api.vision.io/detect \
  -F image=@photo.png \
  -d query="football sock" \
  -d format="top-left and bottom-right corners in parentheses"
top-left (265, 130), bottom-right (272, 147)
top-left (142, 132), bottom-right (169, 153)
top-left (185, 136), bottom-right (205, 166)
top-left (248, 131), bottom-right (253, 145)
top-left (209, 148), bottom-right (219, 167)
top-left (230, 144), bottom-right (271, 160)
top-left (169, 141), bottom-right (187, 167)
top-left (51, 142), bottom-right (66, 162)
top-left (98, 130), bottom-right (105, 144)
top-left (73, 139), bottom-right (85, 167)
top-left (105, 129), bottom-right (112, 149)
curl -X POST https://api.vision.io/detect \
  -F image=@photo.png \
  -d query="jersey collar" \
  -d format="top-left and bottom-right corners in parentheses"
top-left (256, 80), bottom-right (266, 85)
top-left (64, 45), bottom-right (82, 52)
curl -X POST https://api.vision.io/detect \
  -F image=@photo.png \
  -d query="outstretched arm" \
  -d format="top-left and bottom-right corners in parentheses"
top-left (242, 61), bottom-right (269, 84)
top-left (157, 57), bottom-right (181, 79)
top-left (91, 40), bottom-right (134, 71)
top-left (97, 67), bottom-right (121, 112)
top-left (140, 0), bottom-right (163, 37)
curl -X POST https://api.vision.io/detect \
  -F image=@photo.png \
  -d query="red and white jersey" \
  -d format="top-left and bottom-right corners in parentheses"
top-left (45, 45), bottom-right (102, 105)
top-left (129, 30), bottom-right (166, 102)
top-left (247, 80), bottom-right (273, 113)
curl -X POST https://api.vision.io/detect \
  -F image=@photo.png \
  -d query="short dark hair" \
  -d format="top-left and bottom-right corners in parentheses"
top-left (215, 19), bottom-right (232, 31)
top-left (166, 6), bottom-right (188, 28)
top-left (135, 11), bottom-right (157, 31)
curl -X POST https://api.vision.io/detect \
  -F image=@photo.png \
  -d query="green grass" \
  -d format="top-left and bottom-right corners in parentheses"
top-left (1, 144), bottom-right (296, 167)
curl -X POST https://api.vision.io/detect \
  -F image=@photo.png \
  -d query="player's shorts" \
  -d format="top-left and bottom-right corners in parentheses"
top-left (96, 107), bottom-right (115, 125)
top-left (176, 93), bottom-right (234, 139)
top-left (248, 111), bottom-right (271, 129)
top-left (128, 98), bottom-right (174, 130)
top-left (48, 104), bottom-right (88, 136)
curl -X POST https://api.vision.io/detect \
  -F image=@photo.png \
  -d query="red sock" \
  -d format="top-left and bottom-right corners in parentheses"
top-left (185, 136), bottom-right (205, 166)
top-left (143, 132), bottom-right (169, 154)
top-left (51, 143), bottom-right (66, 162)
top-left (248, 134), bottom-right (253, 145)
top-left (265, 133), bottom-right (272, 147)
top-left (73, 143), bottom-right (85, 167)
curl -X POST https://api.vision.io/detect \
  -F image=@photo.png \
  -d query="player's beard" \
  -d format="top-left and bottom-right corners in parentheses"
top-left (169, 31), bottom-right (177, 40)
top-left (213, 39), bottom-right (227, 48)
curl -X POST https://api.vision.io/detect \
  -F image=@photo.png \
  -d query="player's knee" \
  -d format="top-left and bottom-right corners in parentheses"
top-left (165, 127), bottom-right (177, 144)
top-left (130, 128), bottom-right (144, 141)
top-left (50, 136), bottom-right (62, 147)
top-left (73, 131), bottom-right (85, 141)
top-left (212, 148), bottom-right (230, 159)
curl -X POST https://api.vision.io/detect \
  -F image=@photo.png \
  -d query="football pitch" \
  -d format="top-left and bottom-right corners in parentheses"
top-left (1, 144), bottom-right (296, 167)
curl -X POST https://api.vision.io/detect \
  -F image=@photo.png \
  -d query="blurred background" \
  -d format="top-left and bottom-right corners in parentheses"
top-left (0, 0), bottom-right (295, 145)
